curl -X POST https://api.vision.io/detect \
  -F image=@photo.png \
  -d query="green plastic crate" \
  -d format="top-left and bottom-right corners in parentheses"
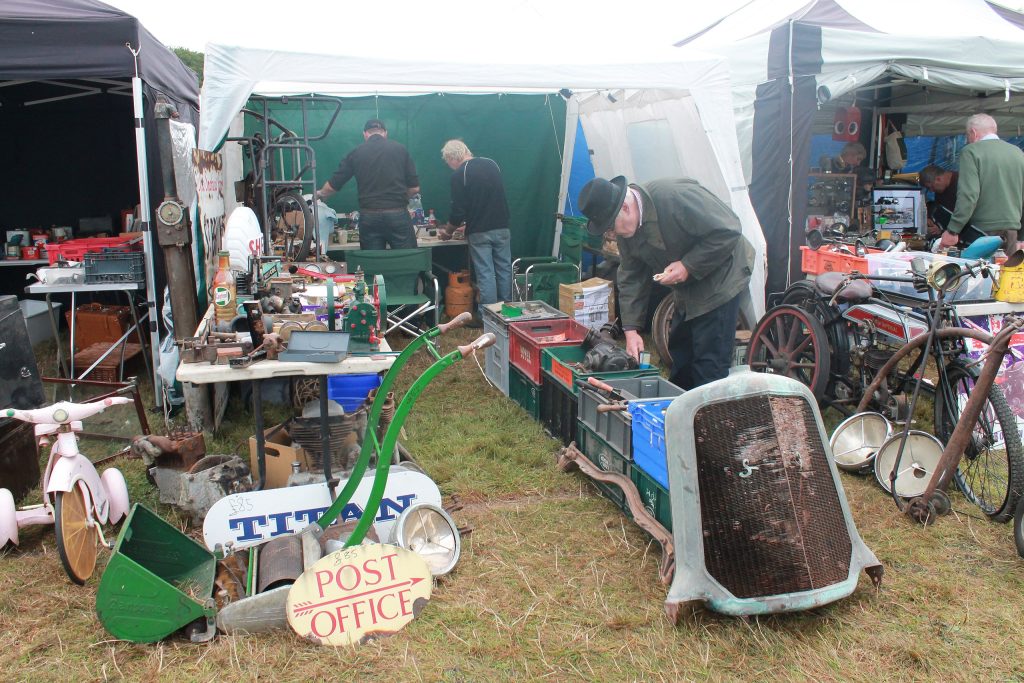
top-left (541, 345), bottom-right (659, 395)
top-left (630, 466), bottom-right (673, 532)
top-left (576, 421), bottom-right (631, 510)
top-left (508, 365), bottom-right (541, 420)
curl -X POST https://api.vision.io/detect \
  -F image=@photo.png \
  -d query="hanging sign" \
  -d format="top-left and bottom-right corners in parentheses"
top-left (287, 543), bottom-right (432, 646)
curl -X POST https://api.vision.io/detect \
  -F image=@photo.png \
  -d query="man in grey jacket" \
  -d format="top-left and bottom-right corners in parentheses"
top-left (579, 176), bottom-right (754, 390)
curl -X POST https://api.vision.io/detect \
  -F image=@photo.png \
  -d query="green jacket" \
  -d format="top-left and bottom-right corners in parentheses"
top-left (947, 138), bottom-right (1024, 234)
top-left (616, 178), bottom-right (754, 329)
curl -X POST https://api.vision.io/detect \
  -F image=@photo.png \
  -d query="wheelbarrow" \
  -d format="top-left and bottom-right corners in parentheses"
top-left (95, 314), bottom-right (494, 642)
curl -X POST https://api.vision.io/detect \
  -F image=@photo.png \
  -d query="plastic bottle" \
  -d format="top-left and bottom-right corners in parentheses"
top-left (428, 209), bottom-right (437, 227)
top-left (213, 250), bottom-right (237, 323)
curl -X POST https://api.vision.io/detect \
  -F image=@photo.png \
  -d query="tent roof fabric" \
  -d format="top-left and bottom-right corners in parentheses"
top-left (198, 45), bottom-right (727, 148)
top-left (0, 0), bottom-right (198, 107)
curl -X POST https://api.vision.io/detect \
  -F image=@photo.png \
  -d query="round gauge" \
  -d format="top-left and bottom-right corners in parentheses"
top-left (157, 200), bottom-right (184, 225)
top-left (324, 263), bottom-right (338, 275)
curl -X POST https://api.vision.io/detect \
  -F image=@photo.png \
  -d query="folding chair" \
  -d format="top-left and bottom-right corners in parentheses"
top-left (346, 248), bottom-right (439, 336)
top-left (512, 216), bottom-right (585, 307)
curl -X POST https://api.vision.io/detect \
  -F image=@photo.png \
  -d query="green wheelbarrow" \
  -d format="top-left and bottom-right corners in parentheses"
top-left (96, 313), bottom-right (493, 643)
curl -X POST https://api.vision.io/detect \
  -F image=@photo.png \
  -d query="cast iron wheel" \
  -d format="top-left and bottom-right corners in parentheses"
top-left (650, 296), bottom-right (750, 368)
top-left (271, 191), bottom-right (313, 261)
top-left (933, 362), bottom-right (1024, 522)
top-left (779, 281), bottom-right (851, 379)
top-left (746, 304), bottom-right (831, 400)
top-left (54, 486), bottom-right (99, 585)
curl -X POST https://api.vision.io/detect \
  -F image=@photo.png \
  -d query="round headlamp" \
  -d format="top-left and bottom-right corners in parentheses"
top-left (390, 503), bottom-right (461, 577)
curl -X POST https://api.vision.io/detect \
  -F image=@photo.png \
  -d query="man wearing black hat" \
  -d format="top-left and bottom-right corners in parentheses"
top-left (317, 118), bottom-right (420, 250)
top-left (578, 176), bottom-right (754, 390)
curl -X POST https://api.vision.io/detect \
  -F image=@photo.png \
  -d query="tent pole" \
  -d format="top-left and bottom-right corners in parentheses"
top-left (132, 76), bottom-right (164, 411)
top-left (553, 97), bottom-right (579, 257)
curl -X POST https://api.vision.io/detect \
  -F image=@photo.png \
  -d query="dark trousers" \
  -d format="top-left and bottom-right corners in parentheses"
top-left (358, 210), bottom-right (417, 250)
top-left (668, 292), bottom-right (742, 390)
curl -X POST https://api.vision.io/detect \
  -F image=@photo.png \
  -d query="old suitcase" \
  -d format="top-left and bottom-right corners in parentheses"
top-left (0, 295), bottom-right (45, 500)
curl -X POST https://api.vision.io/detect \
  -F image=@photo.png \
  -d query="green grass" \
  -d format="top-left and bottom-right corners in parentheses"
top-left (1, 328), bottom-right (1023, 681)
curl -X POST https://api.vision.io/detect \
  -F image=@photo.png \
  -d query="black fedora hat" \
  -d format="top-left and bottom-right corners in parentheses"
top-left (579, 176), bottom-right (628, 236)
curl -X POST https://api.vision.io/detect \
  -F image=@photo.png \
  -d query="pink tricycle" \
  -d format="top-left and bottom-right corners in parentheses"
top-left (0, 398), bottom-right (131, 584)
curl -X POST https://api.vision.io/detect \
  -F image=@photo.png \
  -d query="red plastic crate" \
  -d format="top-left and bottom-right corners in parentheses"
top-left (45, 235), bottom-right (141, 264)
top-left (508, 318), bottom-right (589, 384)
top-left (800, 245), bottom-right (884, 276)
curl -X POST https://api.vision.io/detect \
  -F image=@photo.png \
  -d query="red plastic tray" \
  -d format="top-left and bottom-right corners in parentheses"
top-left (45, 235), bottom-right (141, 265)
top-left (509, 318), bottom-right (588, 384)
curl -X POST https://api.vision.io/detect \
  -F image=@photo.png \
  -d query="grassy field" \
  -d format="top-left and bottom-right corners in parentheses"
top-left (1, 328), bottom-right (1023, 682)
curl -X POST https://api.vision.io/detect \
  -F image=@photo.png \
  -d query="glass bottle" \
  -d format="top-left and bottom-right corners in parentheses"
top-left (213, 250), bottom-right (236, 323)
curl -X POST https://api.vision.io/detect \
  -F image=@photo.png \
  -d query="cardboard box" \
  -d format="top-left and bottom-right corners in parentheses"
top-left (248, 425), bottom-right (311, 489)
top-left (559, 277), bottom-right (616, 330)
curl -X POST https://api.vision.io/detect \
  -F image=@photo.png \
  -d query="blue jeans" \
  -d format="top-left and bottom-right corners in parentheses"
top-left (358, 210), bottom-right (416, 250)
top-left (468, 228), bottom-right (512, 317)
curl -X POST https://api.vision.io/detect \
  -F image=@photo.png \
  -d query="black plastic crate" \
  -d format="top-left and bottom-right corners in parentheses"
top-left (84, 250), bottom-right (145, 284)
top-left (540, 369), bottom-right (577, 446)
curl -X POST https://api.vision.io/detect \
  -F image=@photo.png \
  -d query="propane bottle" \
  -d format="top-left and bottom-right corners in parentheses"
top-left (445, 269), bottom-right (475, 318)
top-left (213, 250), bottom-right (237, 324)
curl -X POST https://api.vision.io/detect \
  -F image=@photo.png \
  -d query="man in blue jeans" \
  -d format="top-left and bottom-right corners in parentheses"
top-left (439, 139), bottom-right (512, 326)
top-left (317, 118), bottom-right (420, 250)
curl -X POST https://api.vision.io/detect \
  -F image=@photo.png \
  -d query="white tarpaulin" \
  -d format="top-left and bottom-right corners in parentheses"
top-left (199, 44), bottom-right (769, 317)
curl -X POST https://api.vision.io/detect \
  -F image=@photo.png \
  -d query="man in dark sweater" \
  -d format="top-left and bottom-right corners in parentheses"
top-left (317, 118), bottom-right (420, 250)
top-left (939, 113), bottom-right (1024, 250)
top-left (920, 165), bottom-right (960, 236)
top-left (579, 176), bottom-right (754, 390)
top-left (439, 139), bottom-right (511, 322)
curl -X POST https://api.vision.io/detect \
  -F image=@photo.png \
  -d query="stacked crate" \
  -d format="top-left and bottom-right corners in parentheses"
top-left (481, 301), bottom-right (566, 396)
top-left (575, 378), bottom-right (681, 527)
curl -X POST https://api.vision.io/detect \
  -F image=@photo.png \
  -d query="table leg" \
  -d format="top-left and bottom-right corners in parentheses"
top-left (252, 379), bottom-right (266, 491)
top-left (69, 291), bottom-right (77, 380)
top-left (45, 293), bottom-right (69, 379)
top-left (125, 291), bottom-right (153, 388)
top-left (320, 378), bottom-right (334, 491)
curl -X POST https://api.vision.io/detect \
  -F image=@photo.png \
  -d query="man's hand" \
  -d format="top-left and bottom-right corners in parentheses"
top-left (939, 230), bottom-right (959, 248)
top-left (438, 224), bottom-right (453, 241)
top-left (654, 260), bottom-right (689, 286)
top-left (624, 329), bottom-right (644, 362)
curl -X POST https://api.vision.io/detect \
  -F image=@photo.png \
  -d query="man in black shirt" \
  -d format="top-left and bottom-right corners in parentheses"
top-left (439, 139), bottom-right (512, 322)
top-left (919, 164), bottom-right (959, 235)
top-left (317, 118), bottom-right (420, 250)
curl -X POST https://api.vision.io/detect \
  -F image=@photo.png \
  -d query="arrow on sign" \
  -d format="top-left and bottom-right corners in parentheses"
top-left (291, 576), bottom-right (427, 617)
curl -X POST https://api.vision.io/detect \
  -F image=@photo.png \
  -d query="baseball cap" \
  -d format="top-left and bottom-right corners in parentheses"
top-left (364, 118), bottom-right (386, 132)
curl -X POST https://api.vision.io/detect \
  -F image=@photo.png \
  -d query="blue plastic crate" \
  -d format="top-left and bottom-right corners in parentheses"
top-left (628, 399), bottom-right (672, 489)
top-left (326, 373), bottom-right (382, 412)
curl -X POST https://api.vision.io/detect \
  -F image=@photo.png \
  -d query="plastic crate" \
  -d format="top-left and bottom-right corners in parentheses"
top-left (508, 318), bottom-right (588, 384)
top-left (629, 399), bottom-right (673, 489)
top-left (84, 250), bottom-right (145, 283)
top-left (508, 366), bottom-right (541, 420)
top-left (482, 300), bottom-right (567, 326)
top-left (577, 377), bottom-right (683, 460)
top-left (866, 252), bottom-right (995, 302)
top-left (799, 245), bottom-right (885, 276)
top-left (576, 422), bottom-right (631, 510)
top-left (482, 312), bottom-right (510, 396)
top-left (326, 372), bottom-right (382, 412)
top-left (45, 235), bottom-right (140, 265)
top-left (541, 345), bottom-right (659, 395)
top-left (540, 369), bottom-right (578, 446)
top-left (630, 465), bottom-right (672, 531)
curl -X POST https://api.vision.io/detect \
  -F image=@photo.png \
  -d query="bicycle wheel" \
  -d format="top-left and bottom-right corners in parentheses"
top-left (934, 361), bottom-right (1024, 522)
top-left (1015, 496), bottom-right (1024, 557)
top-left (746, 304), bottom-right (831, 400)
top-left (271, 191), bottom-right (313, 261)
top-left (54, 486), bottom-right (99, 585)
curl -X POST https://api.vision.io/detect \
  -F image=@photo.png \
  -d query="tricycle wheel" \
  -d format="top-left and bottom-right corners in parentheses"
top-left (55, 487), bottom-right (99, 585)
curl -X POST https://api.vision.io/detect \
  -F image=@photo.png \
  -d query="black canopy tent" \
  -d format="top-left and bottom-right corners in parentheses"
top-left (0, 0), bottom-right (200, 404)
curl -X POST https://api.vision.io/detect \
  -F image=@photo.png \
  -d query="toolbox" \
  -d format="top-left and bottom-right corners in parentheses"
top-left (66, 303), bottom-right (140, 353)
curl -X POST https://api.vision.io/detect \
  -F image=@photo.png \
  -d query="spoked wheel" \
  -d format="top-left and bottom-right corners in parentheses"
top-left (746, 304), bottom-right (831, 400)
top-left (651, 295), bottom-right (751, 368)
top-left (271, 191), bottom-right (313, 261)
top-left (54, 487), bottom-right (99, 585)
top-left (934, 362), bottom-right (1024, 522)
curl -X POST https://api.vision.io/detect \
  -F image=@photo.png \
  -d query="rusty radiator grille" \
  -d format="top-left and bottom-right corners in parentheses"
top-left (693, 395), bottom-right (852, 599)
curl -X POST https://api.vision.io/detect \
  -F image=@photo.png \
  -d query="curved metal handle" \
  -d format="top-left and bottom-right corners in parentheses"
top-left (439, 312), bottom-right (473, 334)
top-left (458, 332), bottom-right (497, 357)
top-left (587, 377), bottom-right (615, 394)
top-left (596, 403), bottom-right (628, 413)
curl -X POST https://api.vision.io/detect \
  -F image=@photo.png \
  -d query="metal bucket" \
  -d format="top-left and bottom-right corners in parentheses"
top-left (96, 504), bottom-right (217, 643)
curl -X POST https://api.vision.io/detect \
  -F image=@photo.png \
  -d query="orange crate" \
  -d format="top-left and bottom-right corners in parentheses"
top-left (800, 245), bottom-right (881, 275)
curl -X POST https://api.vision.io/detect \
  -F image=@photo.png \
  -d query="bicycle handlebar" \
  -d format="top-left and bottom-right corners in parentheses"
top-left (4, 397), bottom-right (133, 426)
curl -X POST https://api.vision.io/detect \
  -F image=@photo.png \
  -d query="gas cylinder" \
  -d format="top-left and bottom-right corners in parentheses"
top-left (445, 270), bottom-right (475, 318)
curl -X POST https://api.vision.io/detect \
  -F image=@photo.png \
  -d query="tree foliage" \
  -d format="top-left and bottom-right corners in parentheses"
top-left (172, 47), bottom-right (204, 85)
